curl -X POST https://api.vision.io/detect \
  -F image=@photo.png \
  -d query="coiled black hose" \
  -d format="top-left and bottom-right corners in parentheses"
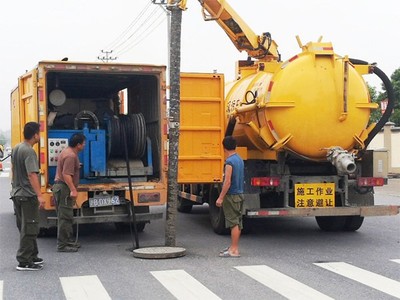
top-left (349, 58), bottom-right (395, 147)
top-left (107, 113), bottom-right (146, 159)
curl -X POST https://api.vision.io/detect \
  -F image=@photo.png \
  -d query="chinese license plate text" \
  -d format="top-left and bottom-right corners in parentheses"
top-left (89, 195), bottom-right (120, 208)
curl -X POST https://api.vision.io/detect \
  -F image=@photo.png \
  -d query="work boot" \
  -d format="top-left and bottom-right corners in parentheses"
top-left (57, 246), bottom-right (78, 252)
top-left (67, 240), bottom-right (81, 248)
top-left (16, 263), bottom-right (43, 271)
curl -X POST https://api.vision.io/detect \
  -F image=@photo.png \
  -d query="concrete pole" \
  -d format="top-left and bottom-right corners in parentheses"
top-left (165, 3), bottom-right (182, 247)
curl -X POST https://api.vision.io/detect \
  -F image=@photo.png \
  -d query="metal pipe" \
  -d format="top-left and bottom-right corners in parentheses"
top-left (326, 147), bottom-right (357, 175)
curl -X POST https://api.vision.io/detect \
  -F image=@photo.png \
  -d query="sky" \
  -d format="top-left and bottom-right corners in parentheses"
top-left (1, 0), bottom-right (399, 131)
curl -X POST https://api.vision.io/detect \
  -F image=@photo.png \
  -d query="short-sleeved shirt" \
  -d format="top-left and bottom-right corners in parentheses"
top-left (54, 147), bottom-right (80, 187)
top-left (225, 153), bottom-right (244, 195)
top-left (10, 142), bottom-right (39, 197)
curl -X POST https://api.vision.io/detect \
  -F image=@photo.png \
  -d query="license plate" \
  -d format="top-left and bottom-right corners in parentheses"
top-left (89, 195), bottom-right (121, 208)
top-left (294, 183), bottom-right (335, 208)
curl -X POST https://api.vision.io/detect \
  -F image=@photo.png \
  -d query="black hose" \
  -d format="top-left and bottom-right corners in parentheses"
top-left (107, 113), bottom-right (146, 159)
top-left (121, 120), bottom-right (140, 250)
top-left (349, 58), bottom-right (395, 147)
top-left (225, 117), bottom-right (236, 137)
top-left (74, 110), bottom-right (99, 129)
top-left (0, 154), bottom-right (11, 162)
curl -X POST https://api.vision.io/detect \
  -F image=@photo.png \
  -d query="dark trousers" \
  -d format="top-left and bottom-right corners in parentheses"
top-left (12, 196), bottom-right (40, 264)
top-left (52, 183), bottom-right (74, 249)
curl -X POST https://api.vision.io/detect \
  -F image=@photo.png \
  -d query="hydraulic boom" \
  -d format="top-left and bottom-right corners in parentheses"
top-left (199, 0), bottom-right (280, 60)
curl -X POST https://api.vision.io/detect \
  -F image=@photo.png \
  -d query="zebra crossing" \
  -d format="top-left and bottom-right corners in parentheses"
top-left (315, 262), bottom-right (400, 298)
top-left (60, 275), bottom-right (111, 300)
top-left (1, 260), bottom-right (399, 299)
top-left (235, 265), bottom-right (333, 300)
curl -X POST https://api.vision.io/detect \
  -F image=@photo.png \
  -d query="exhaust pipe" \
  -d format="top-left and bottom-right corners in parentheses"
top-left (326, 147), bottom-right (357, 175)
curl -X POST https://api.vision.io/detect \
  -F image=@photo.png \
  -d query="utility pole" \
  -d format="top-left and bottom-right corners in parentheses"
top-left (97, 50), bottom-right (117, 63)
top-left (165, 0), bottom-right (183, 247)
top-left (133, 0), bottom-right (186, 259)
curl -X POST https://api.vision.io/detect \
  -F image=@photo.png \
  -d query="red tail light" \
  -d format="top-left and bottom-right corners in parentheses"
top-left (251, 177), bottom-right (280, 187)
top-left (357, 177), bottom-right (385, 187)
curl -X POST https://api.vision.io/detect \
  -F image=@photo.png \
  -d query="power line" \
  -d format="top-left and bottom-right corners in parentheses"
top-left (115, 9), bottom-right (166, 57)
top-left (113, 5), bottom-right (161, 52)
top-left (98, 2), bottom-right (167, 61)
top-left (103, 1), bottom-right (153, 51)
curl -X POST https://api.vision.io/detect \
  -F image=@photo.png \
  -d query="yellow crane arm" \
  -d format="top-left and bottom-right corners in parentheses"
top-left (199, 0), bottom-right (279, 60)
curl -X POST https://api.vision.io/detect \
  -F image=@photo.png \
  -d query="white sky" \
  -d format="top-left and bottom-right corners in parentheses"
top-left (1, 0), bottom-right (399, 131)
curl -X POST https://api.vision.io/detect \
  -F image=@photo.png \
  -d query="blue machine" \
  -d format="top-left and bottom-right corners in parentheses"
top-left (48, 126), bottom-right (106, 184)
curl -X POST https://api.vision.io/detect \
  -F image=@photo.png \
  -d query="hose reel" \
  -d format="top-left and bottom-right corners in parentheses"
top-left (107, 113), bottom-right (147, 159)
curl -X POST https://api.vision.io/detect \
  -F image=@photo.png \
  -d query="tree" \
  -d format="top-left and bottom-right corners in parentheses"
top-left (368, 84), bottom-right (380, 125)
top-left (388, 68), bottom-right (400, 126)
top-left (368, 67), bottom-right (400, 127)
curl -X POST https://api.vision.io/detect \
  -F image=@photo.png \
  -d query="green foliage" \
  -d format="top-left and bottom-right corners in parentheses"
top-left (368, 67), bottom-right (400, 126)
top-left (386, 68), bottom-right (400, 126)
top-left (368, 84), bottom-right (381, 125)
top-left (391, 68), bottom-right (400, 102)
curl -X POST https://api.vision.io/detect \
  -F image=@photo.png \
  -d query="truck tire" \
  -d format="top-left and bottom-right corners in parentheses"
top-left (315, 216), bottom-right (346, 231)
top-left (316, 216), bottom-right (364, 232)
top-left (344, 216), bottom-right (364, 231)
top-left (177, 196), bottom-right (193, 213)
top-left (208, 185), bottom-right (229, 235)
top-left (38, 227), bottom-right (56, 237)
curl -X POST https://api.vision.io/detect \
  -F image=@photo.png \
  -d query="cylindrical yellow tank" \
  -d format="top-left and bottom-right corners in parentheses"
top-left (226, 46), bottom-right (375, 161)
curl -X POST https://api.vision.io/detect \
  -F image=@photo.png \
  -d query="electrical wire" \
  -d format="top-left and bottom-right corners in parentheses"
top-left (100, 3), bottom-right (167, 60)
top-left (102, 1), bottom-right (153, 51)
top-left (114, 8), bottom-right (166, 57)
top-left (112, 5), bottom-right (160, 52)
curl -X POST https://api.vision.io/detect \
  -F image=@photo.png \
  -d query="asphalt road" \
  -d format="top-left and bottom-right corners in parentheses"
top-left (0, 160), bottom-right (399, 300)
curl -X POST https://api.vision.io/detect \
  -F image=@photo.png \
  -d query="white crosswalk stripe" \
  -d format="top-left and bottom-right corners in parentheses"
top-left (314, 262), bottom-right (400, 298)
top-left (392, 259), bottom-right (400, 265)
top-left (235, 265), bottom-right (333, 300)
top-left (151, 269), bottom-right (221, 300)
top-left (2, 259), bottom-right (400, 299)
top-left (59, 275), bottom-right (111, 300)
top-left (0, 172), bottom-right (9, 178)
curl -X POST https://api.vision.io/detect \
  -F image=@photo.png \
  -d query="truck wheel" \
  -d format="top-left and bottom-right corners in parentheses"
top-left (208, 185), bottom-right (229, 235)
top-left (177, 196), bottom-right (193, 213)
top-left (241, 218), bottom-right (252, 234)
top-left (344, 216), bottom-right (364, 231)
top-left (315, 216), bottom-right (346, 231)
top-left (38, 227), bottom-right (56, 237)
top-left (38, 228), bottom-right (49, 237)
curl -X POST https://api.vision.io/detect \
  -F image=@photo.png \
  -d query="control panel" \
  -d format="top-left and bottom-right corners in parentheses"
top-left (48, 138), bottom-right (68, 166)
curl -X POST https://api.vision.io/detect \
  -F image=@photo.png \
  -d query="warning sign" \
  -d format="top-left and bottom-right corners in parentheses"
top-left (294, 183), bottom-right (335, 208)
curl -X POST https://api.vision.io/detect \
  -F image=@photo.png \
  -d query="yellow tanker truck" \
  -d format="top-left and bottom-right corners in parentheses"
top-left (176, 0), bottom-right (399, 233)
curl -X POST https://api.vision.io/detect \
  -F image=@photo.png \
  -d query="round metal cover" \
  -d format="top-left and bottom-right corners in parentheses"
top-left (49, 89), bottom-right (66, 106)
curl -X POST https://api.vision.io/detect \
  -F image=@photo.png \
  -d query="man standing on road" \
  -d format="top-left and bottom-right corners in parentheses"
top-left (52, 133), bottom-right (86, 252)
top-left (11, 122), bottom-right (45, 271)
top-left (216, 136), bottom-right (244, 258)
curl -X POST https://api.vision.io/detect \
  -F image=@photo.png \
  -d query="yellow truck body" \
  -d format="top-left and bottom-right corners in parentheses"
top-left (176, 63), bottom-right (399, 234)
top-left (11, 61), bottom-right (169, 230)
top-left (178, 73), bottom-right (225, 183)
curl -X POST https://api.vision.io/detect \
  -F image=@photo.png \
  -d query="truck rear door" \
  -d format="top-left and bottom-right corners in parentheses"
top-left (11, 69), bottom-right (39, 146)
top-left (178, 73), bottom-right (225, 183)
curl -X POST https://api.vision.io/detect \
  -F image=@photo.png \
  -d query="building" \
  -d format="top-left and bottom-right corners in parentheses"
top-left (368, 122), bottom-right (400, 176)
